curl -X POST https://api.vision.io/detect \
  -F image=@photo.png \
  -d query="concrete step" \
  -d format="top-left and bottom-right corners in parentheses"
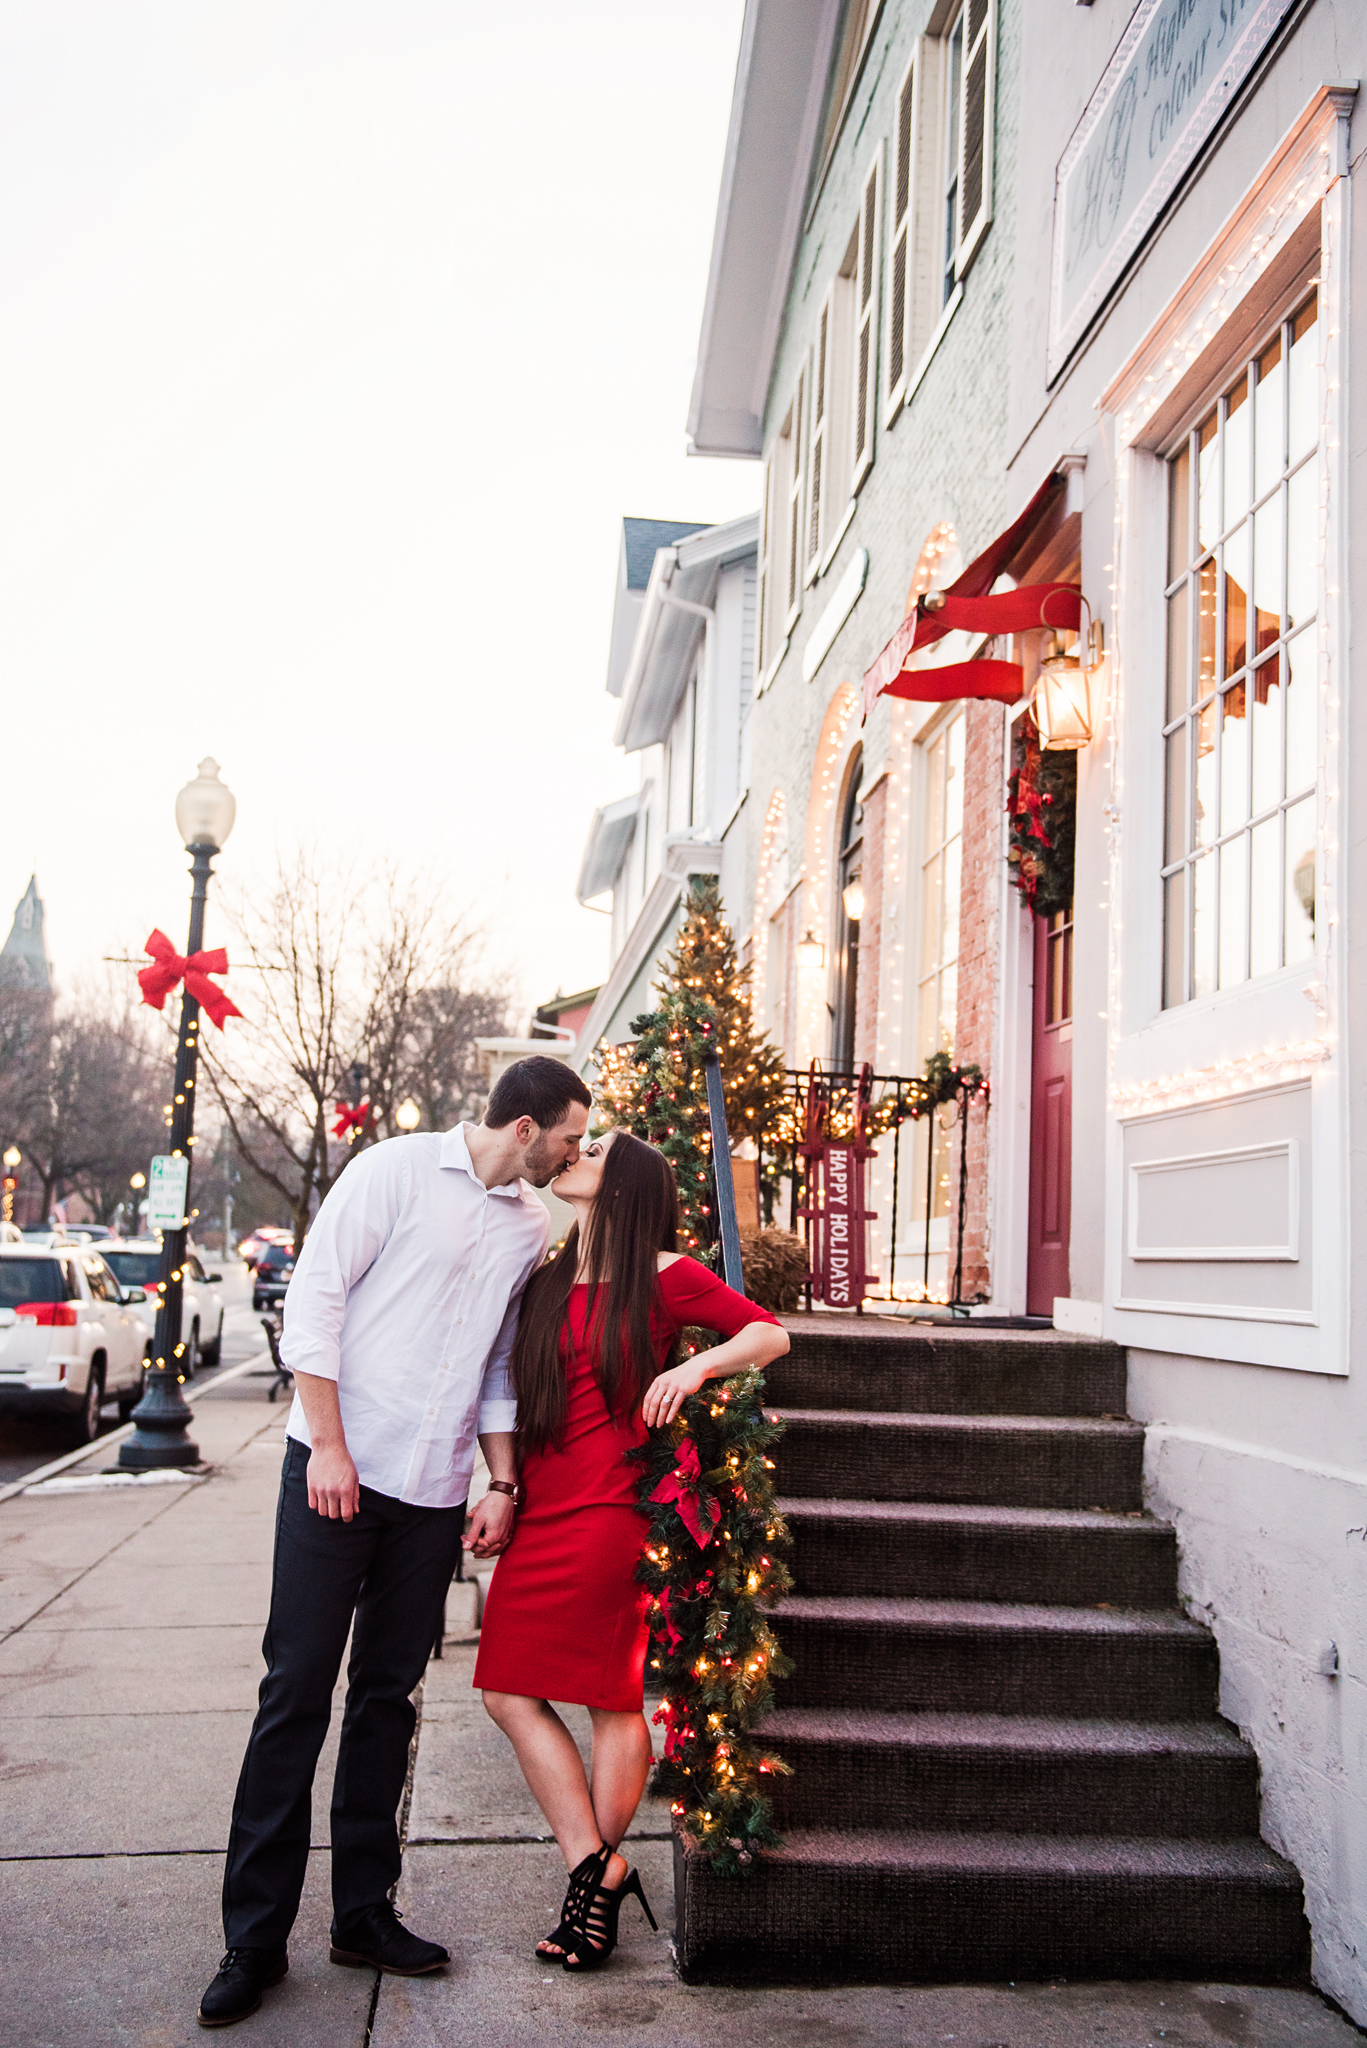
top-left (779, 1496), bottom-right (1177, 1605)
top-left (770, 1321), bottom-right (1127, 1416)
top-left (759, 1706), bottom-right (1260, 1836)
top-left (776, 1409), bottom-right (1144, 1510)
top-left (673, 1825), bottom-right (1310, 1984)
top-left (772, 1595), bottom-right (1218, 1718)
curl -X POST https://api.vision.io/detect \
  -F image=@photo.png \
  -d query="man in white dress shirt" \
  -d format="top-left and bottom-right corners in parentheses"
top-left (199, 1056), bottom-right (591, 2030)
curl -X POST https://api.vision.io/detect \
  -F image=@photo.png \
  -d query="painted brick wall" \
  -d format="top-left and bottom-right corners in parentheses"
top-left (854, 774), bottom-right (886, 1067)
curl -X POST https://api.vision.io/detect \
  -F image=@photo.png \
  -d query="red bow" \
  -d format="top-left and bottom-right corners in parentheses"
top-left (332, 1100), bottom-right (372, 1140)
top-left (137, 930), bottom-right (243, 1030)
top-left (650, 1437), bottom-right (721, 1549)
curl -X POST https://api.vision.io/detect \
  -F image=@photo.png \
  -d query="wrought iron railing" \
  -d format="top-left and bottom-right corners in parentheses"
top-left (754, 1063), bottom-right (988, 1311)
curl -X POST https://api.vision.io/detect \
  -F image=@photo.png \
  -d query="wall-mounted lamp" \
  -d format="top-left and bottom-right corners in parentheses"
top-left (1032, 616), bottom-right (1105, 750)
top-left (797, 928), bottom-right (826, 970)
top-left (841, 873), bottom-right (865, 923)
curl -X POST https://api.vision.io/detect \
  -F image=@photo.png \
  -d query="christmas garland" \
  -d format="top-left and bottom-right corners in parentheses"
top-left (1006, 713), bottom-right (1076, 918)
top-left (631, 1368), bottom-right (794, 1877)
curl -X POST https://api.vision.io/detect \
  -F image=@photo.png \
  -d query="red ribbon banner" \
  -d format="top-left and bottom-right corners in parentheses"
top-left (137, 930), bottom-right (243, 1030)
top-left (649, 1436), bottom-right (721, 1550)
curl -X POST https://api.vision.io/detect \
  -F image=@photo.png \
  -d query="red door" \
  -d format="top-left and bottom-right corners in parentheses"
top-left (1027, 907), bottom-right (1073, 1316)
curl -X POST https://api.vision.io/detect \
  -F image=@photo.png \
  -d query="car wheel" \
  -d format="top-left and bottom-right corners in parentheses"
top-left (200, 1313), bottom-right (222, 1369)
top-left (184, 1319), bottom-right (201, 1379)
top-left (70, 1361), bottom-right (104, 1446)
top-left (117, 1367), bottom-right (145, 1423)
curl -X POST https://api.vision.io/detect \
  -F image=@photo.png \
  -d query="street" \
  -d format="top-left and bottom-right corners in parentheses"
top-left (0, 1258), bottom-right (265, 1489)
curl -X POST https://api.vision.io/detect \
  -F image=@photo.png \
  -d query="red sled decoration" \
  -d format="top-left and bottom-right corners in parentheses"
top-left (797, 1062), bottom-right (879, 1311)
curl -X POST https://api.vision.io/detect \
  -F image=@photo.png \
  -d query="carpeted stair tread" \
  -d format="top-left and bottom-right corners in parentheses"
top-left (753, 1827), bottom-right (1301, 1882)
top-left (773, 1593), bottom-right (1206, 1640)
top-left (768, 1323), bottom-right (1127, 1417)
top-left (758, 1706), bottom-right (1252, 1757)
top-left (777, 1495), bottom-right (1166, 1533)
top-left (777, 1407), bottom-right (1142, 1437)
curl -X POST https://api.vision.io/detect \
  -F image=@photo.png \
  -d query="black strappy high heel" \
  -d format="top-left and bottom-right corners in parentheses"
top-left (561, 1861), bottom-right (658, 1972)
top-left (535, 1843), bottom-right (610, 1960)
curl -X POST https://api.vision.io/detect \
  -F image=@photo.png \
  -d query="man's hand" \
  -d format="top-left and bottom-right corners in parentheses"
top-left (307, 1442), bottom-right (361, 1522)
top-left (641, 1355), bottom-right (712, 1430)
top-left (463, 1489), bottom-right (516, 1558)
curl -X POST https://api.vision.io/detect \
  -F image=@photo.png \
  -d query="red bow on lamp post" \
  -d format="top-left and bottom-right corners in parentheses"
top-left (332, 1100), bottom-right (373, 1142)
top-left (137, 930), bottom-right (243, 1030)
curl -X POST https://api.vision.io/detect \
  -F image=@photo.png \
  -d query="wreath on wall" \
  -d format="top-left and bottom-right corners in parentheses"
top-left (1006, 713), bottom-right (1076, 918)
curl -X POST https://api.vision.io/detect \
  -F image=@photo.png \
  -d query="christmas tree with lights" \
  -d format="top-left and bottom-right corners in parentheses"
top-left (594, 875), bottom-right (792, 1247)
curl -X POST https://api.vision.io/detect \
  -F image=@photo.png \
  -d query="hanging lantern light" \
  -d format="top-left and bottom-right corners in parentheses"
top-left (841, 872), bottom-right (865, 923)
top-left (797, 928), bottom-right (825, 970)
top-left (1032, 618), bottom-right (1105, 750)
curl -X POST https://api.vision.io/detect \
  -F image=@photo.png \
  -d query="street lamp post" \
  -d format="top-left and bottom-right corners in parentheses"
top-left (119, 760), bottom-right (236, 1472)
top-left (128, 1170), bottom-right (147, 1237)
top-left (2, 1146), bottom-right (20, 1224)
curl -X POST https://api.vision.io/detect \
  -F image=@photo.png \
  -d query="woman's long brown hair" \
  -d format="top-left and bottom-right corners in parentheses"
top-left (511, 1130), bottom-right (680, 1455)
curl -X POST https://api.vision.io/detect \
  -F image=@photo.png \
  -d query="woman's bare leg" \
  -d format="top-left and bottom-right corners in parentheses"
top-left (482, 1692), bottom-right (603, 1872)
top-left (587, 1708), bottom-right (653, 1862)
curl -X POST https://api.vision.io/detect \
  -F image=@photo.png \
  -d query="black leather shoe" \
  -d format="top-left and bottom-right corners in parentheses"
top-left (330, 1902), bottom-right (448, 1976)
top-left (197, 1947), bottom-right (288, 2027)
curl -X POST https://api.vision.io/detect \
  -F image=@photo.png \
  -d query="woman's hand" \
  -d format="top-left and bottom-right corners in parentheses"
top-left (463, 1489), bottom-right (516, 1558)
top-left (641, 1354), bottom-right (713, 1429)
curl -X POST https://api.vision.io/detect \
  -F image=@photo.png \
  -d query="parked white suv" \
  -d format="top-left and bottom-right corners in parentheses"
top-left (99, 1240), bottom-right (225, 1375)
top-left (0, 1245), bottom-right (148, 1443)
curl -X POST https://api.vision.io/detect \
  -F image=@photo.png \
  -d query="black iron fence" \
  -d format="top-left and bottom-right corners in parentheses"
top-left (753, 1062), bottom-right (988, 1311)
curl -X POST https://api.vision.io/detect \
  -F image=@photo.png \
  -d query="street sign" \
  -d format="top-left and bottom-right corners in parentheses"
top-left (145, 1155), bottom-right (189, 1233)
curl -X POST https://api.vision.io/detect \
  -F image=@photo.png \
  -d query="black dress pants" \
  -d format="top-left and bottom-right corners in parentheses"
top-left (222, 1437), bottom-right (466, 1949)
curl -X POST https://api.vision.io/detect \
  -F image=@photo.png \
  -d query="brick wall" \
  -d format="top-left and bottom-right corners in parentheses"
top-left (950, 700), bottom-right (1004, 1301)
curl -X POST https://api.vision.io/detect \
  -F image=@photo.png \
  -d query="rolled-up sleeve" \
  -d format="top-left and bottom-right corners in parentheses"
top-left (280, 1147), bottom-right (406, 1381)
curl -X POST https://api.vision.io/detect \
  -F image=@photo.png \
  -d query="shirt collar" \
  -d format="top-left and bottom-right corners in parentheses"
top-left (438, 1122), bottom-right (527, 1200)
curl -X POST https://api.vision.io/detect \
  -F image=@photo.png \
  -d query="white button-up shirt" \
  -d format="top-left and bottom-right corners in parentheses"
top-left (280, 1126), bottom-right (549, 1508)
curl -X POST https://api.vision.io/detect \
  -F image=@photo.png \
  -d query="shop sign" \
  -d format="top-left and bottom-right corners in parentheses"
top-left (1048, 0), bottom-right (1294, 376)
top-left (822, 1144), bottom-right (857, 1309)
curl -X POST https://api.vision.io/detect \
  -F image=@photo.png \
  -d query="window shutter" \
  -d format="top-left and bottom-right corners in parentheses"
top-left (807, 296), bottom-right (831, 580)
top-left (755, 455), bottom-right (772, 681)
top-left (785, 362), bottom-right (806, 628)
top-left (851, 148), bottom-right (882, 493)
top-left (885, 56), bottom-right (915, 418)
top-left (955, 0), bottom-right (995, 274)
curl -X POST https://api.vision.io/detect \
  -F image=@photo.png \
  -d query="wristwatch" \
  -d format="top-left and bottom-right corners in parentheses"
top-left (486, 1480), bottom-right (518, 1502)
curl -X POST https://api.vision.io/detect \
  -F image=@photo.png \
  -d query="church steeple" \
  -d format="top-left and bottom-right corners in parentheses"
top-left (1, 876), bottom-right (51, 990)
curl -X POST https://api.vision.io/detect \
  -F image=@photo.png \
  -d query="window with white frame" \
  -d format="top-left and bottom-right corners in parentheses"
top-left (885, 2), bottom-right (996, 416)
top-left (1161, 289), bottom-right (1320, 1007)
top-left (917, 711), bottom-right (964, 1057)
top-left (807, 151), bottom-right (881, 578)
top-left (756, 367), bottom-right (808, 677)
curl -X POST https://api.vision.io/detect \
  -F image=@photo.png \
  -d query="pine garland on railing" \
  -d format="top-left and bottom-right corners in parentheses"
top-left (631, 1368), bottom-right (794, 1876)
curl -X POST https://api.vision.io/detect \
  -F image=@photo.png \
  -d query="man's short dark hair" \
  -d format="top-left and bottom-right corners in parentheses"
top-left (485, 1056), bottom-right (592, 1131)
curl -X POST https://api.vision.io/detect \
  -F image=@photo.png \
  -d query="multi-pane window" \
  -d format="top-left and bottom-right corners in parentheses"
top-left (941, 9), bottom-right (964, 308)
top-left (918, 712), bottom-right (964, 1057)
top-left (1162, 291), bottom-right (1320, 1007)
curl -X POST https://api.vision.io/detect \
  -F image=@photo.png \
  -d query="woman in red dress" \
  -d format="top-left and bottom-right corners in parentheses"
top-left (474, 1128), bottom-right (788, 1970)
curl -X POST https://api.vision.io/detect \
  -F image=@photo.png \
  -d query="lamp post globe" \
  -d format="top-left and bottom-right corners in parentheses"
top-left (395, 1098), bottom-right (421, 1132)
top-left (119, 762), bottom-right (235, 1471)
top-left (2, 1146), bottom-right (19, 1226)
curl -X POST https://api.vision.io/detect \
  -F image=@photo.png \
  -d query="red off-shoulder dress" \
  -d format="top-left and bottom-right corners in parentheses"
top-left (473, 1256), bottom-right (779, 1713)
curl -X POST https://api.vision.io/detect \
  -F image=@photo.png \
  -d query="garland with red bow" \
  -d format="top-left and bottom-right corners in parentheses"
top-left (1006, 714), bottom-right (1077, 918)
top-left (631, 1368), bottom-right (794, 1876)
top-left (137, 930), bottom-right (243, 1029)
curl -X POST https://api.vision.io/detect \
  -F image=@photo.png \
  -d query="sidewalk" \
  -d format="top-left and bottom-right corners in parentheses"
top-left (1, 1365), bottom-right (1361, 2048)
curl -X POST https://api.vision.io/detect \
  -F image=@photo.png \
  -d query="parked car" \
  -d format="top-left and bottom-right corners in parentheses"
top-left (0, 1244), bottom-right (148, 1442)
top-left (99, 1239), bottom-right (225, 1374)
top-left (251, 1240), bottom-right (295, 1312)
top-left (63, 1224), bottom-right (112, 1243)
top-left (238, 1227), bottom-right (293, 1271)
top-left (20, 1228), bottom-right (74, 1248)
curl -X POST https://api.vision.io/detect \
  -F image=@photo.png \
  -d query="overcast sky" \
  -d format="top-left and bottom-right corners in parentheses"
top-left (0, 0), bottom-right (758, 1019)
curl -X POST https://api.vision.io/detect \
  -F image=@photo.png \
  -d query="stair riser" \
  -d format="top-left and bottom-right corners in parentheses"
top-left (788, 1519), bottom-right (1176, 1605)
top-left (779, 1424), bottom-right (1144, 1510)
top-left (770, 1337), bottom-right (1127, 1417)
top-left (675, 1854), bottom-right (1309, 1985)
top-left (776, 1618), bottom-right (1219, 1718)
top-left (765, 1740), bottom-right (1260, 1837)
